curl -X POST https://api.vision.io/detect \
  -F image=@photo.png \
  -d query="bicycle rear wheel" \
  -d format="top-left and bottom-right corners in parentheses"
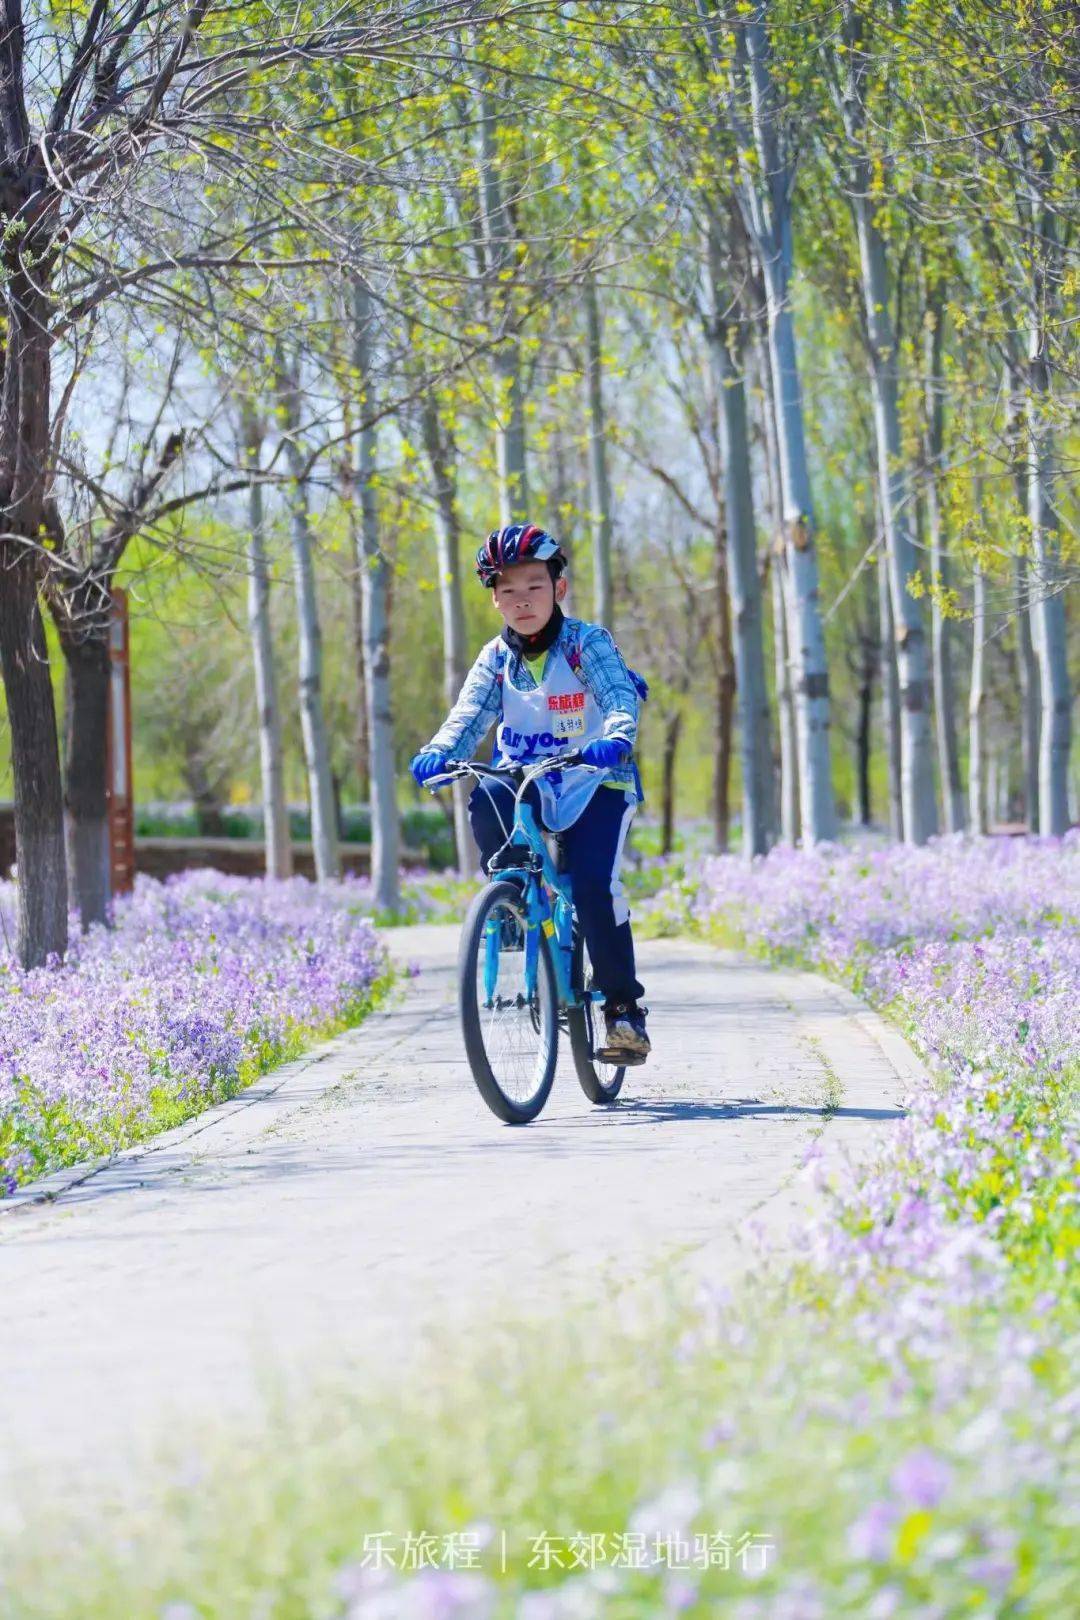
top-left (567, 924), bottom-right (626, 1105)
top-left (459, 880), bottom-right (559, 1124)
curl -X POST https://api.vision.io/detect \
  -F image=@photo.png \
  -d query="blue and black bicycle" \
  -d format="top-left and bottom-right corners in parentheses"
top-left (426, 755), bottom-right (625, 1124)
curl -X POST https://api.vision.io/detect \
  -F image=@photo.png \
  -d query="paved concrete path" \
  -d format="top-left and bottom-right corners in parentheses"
top-left (0, 927), bottom-right (922, 1523)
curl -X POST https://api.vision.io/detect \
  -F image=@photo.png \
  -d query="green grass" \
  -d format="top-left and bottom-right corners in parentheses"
top-left (3, 1230), bottom-right (1074, 1619)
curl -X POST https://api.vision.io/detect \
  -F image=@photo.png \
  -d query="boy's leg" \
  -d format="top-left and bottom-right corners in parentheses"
top-left (467, 778), bottom-right (539, 873)
top-left (560, 788), bottom-right (644, 1007)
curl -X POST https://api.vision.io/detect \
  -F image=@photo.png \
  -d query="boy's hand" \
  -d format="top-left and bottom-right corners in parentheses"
top-left (580, 738), bottom-right (628, 770)
top-left (410, 750), bottom-right (448, 786)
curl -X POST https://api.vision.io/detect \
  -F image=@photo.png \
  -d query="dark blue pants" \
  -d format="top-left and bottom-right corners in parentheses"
top-left (468, 780), bottom-right (644, 1006)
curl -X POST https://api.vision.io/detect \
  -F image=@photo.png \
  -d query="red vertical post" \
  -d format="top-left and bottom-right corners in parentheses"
top-left (105, 587), bottom-right (135, 896)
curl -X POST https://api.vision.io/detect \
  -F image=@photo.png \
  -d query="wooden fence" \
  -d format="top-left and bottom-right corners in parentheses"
top-left (0, 808), bottom-right (425, 883)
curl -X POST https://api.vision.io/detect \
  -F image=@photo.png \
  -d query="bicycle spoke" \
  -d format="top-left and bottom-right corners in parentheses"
top-left (476, 899), bottom-right (555, 1107)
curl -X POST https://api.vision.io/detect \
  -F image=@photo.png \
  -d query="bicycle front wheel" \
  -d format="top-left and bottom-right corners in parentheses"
top-left (459, 880), bottom-right (559, 1124)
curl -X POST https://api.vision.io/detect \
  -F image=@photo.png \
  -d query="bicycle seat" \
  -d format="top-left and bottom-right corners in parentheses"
top-left (486, 845), bottom-right (533, 874)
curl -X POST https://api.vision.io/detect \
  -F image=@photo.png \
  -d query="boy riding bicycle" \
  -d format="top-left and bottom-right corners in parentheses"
top-left (410, 523), bottom-right (650, 1065)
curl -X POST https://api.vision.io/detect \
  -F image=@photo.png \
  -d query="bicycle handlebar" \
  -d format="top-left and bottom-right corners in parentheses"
top-left (425, 752), bottom-right (595, 795)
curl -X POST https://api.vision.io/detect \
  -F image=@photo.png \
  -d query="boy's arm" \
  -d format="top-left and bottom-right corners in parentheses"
top-left (577, 626), bottom-right (638, 747)
top-left (425, 641), bottom-right (503, 760)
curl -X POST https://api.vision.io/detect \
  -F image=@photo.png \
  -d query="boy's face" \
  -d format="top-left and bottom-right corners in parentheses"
top-left (491, 559), bottom-right (567, 633)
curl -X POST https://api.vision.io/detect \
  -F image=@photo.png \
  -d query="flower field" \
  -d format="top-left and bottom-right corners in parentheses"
top-left (0, 872), bottom-right (390, 1195)
top-left (3, 837), bottom-right (1077, 1618)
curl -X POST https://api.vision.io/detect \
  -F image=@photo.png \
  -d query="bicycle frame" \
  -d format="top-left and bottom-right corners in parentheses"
top-left (428, 758), bottom-right (603, 1012)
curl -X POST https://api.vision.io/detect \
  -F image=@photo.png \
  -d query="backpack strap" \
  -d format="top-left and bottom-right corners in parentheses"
top-left (565, 623), bottom-right (648, 703)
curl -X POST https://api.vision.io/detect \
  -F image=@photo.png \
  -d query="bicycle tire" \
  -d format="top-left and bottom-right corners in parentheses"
top-left (567, 924), bottom-right (626, 1104)
top-left (459, 880), bottom-right (559, 1124)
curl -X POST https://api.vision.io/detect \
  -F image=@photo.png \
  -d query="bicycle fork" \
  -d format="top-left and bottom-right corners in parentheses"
top-left (482, 893), bottom-right (543, 1007)
top-left (480, 882), bottom-right (579, 1010)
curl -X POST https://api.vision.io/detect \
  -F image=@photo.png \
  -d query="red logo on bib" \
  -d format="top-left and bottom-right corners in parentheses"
top-left (548, 692), bottom-right (585, 714)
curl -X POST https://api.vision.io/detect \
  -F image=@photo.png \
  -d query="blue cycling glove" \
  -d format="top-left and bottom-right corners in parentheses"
top-left (581, 737), bottom-right (628, 770)
top-left (410, 749), bottom-right (448, 786)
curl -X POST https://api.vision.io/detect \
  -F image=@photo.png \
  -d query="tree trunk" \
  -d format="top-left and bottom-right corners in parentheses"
top-left (924, 302), bottom-right (965, 833)
top-left (707, 231), bottom-right (774, 858)
top-left (331, 768), bottom-right (345, 841)
top-left (492, 343), bottom-right (528, 523)
top-left (968, 560), bottom-right (987, 835)
top-left (986, 751), bottom-right (998, 829)
top-left (61, 635), bottom-right (111, 929)
top-left (52, 568), bottom-right (112, 931)
top-left (476, 82), bottom-right (527, 521)
top-left (243, 412), bottom-right (292, 879)
top-left (277, 358), bottom-right (340, 883)
top-left (584, 273), bottom-right (614, 629)
top-left (419, 393), bottom-right (472, 872)
top-left (855, 636), bottom-right (873, 828)
top-left (738, 14), bottom-right (835, 845)
top-left (0, 260), bottom-right (69, 967)
top-left (840, 8), bottom-right (936, 844)
top-left (758, 279), bottom-right (834, 844)
top-left (185, 744), bottom-right (227, 837)
top-left (852, 208), bottom-right (937, 844)
top-left (1027, 332), bottom-right (1072, 835)
top-left (878, 550), bottom-right (903, 841)
top-left (771, 554), bottom-right (799, 844)
top-left (1014, 552), bottom-right (1040, 832)
top-left (854, 566), bottom-right (876, 828)
top-left (661, 710), bottom-right (683, 857)
top-left (352, 280), bottom-right (401, 911)
top-left (750, 295), bottom-right (793, 845)
top-left (344, 474), bottom-right (370, 807)
top-left (714, 554), bottom-right (736, 855)
top-left (1004, 367), bottom-right (1040, 831)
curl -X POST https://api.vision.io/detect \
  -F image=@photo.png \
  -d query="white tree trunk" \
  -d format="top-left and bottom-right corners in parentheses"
top-left (1015, 552), bottom-right (1041, 832)
top-left (758, 271), bottom-right (835, 843)
top-left (277, 357), bottom-right (340, 884)
top-left (476, 80), bottom-right (527, 521)
top-left (771, 558), bottom-right (799, 845)
top-left (584, 273), bottom-right (614, 628)
top-left (849, 201), bottom-right (937, 844)
top-left (968, 560), bottom-right (988, 836)
top-left (737, 13), bottom-right (835, 844)
top-left (879, 550), bottom-right (904, 841)
top-left (835, 4), bottom-right (935, 842)
top-left (420, 393), bottom-right (473, 873)
top-left (751, 296), bottom-right (790, 845)
top-left (924, 308), bottom-right (965, 833)
top-left (929, 507), bottom-right (964, 835)
top-left (1005, 364), bottom-right (1040, 830)
top-left (707, 224), bottom-right (774, 856)
top-left (243, 410), bottom-right (292, 879)
top-left (1027, 335), bottom-right (1072, 836)
top-left (353, 280), bottom-right (401, 910)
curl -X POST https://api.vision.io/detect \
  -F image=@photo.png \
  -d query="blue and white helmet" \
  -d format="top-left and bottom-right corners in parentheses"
top-left (475, 523), bottom-right (567, 587)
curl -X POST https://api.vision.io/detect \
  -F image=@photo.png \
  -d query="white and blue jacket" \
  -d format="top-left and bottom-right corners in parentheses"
top-left (426, 615), bottom-right (644, 830)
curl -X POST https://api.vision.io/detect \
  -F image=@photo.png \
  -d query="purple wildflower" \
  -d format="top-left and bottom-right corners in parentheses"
top-left (890, 1448), bottom-right (952, 1509)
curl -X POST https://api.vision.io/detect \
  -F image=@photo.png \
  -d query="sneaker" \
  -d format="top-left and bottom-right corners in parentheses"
top-left (596, 1001), bottom-right (651, 1065)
